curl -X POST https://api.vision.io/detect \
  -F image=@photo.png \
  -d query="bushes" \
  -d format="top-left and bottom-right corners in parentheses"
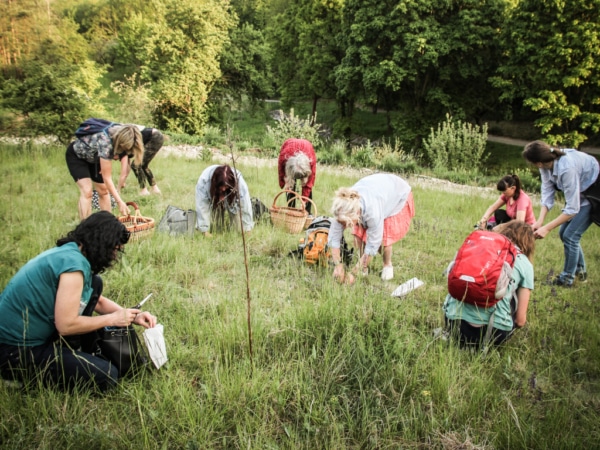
top-left (422, 114), bottom-right (488, 172)
top-left (264, 108), bottom-right (323, 154)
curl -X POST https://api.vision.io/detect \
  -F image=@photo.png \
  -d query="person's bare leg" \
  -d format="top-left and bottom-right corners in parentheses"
top-left (381, 245), bottom-right (394, 280)
top-left (353, 235), bottom-right (365, 258)
top-left (382, 245), bottom-right (393, 267)
top-left (76, 178), bottom-right (94, 220)
top-left (95, 183), bottom-right (112, 212)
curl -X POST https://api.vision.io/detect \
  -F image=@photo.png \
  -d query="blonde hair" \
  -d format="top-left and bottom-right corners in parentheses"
top-left (284, 153), bottom-right (312, 189)
top-left (112, 125), bottom-right (144, 166)
top-left (331, 187), bottom-right (361, 225)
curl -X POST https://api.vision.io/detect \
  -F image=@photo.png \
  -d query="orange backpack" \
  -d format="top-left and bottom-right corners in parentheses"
top-left (299, 217), bottom-right (352, 266)
top-left (302, 226), bottom-right (331, 265)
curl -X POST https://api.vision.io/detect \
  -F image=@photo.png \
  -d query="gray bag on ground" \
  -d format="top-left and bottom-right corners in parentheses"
top-left (158, 205), bottom-right (196, 236)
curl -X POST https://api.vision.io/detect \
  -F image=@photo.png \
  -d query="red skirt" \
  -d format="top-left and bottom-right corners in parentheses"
top-left (353, 192), bottom-right (415, 247)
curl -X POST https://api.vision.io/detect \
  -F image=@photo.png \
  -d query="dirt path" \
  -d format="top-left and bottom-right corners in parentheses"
top-left (488, 134), bottom-right (600, 155)
top-left (160, 145), bottom-right (500, 199)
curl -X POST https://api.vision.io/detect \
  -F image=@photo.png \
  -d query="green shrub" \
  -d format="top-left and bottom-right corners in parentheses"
top-left (350, 141), bottom-right (376, 168)
top-left (422, 114), bottom-right (488, 172)
top-left (110, 74), bottom-right (154, 126)
top-left (513, 167), bottom-right (541, 194)
top-left (167, 133), bottom-right (205, 146)
top-left (317, 140), bottom-right (347, 165)
top-left (202, 125), bottom-right (226, 147)
top-left (265, 108), bottom-right (323, 151)
top-left (379, 155), bottom-right (419, 174)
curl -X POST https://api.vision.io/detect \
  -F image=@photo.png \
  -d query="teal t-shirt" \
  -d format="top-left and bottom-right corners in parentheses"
top-left (443, 253), bottom-right (534, 331)
top-left (0, 242), bottom-right (93, 346)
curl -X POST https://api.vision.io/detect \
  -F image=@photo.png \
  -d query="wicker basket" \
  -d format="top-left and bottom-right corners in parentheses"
top-left (299, 196), bottom-right (318, 229)
top-left (270, 190), bottom-right (307, 234)
top-left (118, 202), bottom-right (155, 241)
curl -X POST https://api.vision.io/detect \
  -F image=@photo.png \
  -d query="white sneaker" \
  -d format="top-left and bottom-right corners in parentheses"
top-left (381, 266), bottom-right (394, 281)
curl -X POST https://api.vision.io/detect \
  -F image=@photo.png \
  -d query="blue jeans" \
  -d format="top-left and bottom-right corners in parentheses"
top-left (558, 202), bottom-right (593, 284)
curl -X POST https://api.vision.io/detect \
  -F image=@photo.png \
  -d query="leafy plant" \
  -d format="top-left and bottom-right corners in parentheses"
top-left (201, 125), bottom-right (226, 147)
top-left (317, 139), bottom-right (347, 165)
top-left (110, 74), bottom-right (154, 125)
top-left (349, 140), bottom-right (376, 168)
top-left (265, 108), bottom-right (323, 150)
top-left (422, 114), bottom-right (489, 172)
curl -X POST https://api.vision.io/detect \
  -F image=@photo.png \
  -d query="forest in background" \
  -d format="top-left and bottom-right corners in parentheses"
top-left (1, 0), bottom-right (599, 151)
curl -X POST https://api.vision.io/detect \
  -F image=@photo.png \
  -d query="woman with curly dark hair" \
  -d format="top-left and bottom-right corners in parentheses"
top-left (195, 164), bottom-right (254, 236)
top-left (0, 212), bottom-right (157, 392)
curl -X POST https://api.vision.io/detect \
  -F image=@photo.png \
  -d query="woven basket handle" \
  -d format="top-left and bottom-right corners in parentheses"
top-left (272, 190), bottom-right (304, 211)
top-left (124, 201), bottom-right (142, 224)
top-left (299, 196), bottom-right (317, 217)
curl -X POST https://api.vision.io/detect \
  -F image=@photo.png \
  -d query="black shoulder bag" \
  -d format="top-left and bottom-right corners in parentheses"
top-left (583, 176), bottom-right (600, 226)
top-left (61, 294), bottom-right (149, 378)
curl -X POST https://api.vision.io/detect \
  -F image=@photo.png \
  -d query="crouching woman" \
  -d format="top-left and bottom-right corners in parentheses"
top-left (443, 221), bottom-right (535, 348)
top-left (195, 164), bottom-right (254, 236)
top-left (0, 212), bottom-right (157, 392)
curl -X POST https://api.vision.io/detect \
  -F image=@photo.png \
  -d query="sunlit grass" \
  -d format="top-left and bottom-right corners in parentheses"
top-left (1, 143), bottom-right (599, 448)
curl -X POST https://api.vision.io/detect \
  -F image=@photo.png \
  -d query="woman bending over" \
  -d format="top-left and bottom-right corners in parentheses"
top-left (195, 164), bottom-right (254, 236)
top-left (523, 140), bottom-right (599, 287)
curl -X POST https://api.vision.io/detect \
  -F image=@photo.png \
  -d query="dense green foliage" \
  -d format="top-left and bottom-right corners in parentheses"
top-left (336, 0), bottom-right (506, 145)
top-left (1, 143), bottom-right (599, 448)
top-left (492, 0), bottom-right (600, 147)
top-left (2, 0), bottom-right (600, 148)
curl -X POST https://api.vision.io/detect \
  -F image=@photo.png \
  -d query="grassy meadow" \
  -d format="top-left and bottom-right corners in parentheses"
top-left (1, 142), bottom-right (599, 449)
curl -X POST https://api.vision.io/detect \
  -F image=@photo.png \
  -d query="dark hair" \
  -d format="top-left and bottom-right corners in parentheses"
top-left (56, 211), bottom-right (130, 274)
top-left (523, 140), bottom-right (566, 164)
top-left (209, 165), bottom-right (239, 210)
top-left (497, 174), bottom-right (522, 200)
top-left (497, 221), bottom-right (535, 262)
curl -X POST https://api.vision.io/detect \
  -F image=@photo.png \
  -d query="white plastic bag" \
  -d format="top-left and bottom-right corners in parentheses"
top-left (391, 277), bottom-right (425, 298)
top-left (142, 324), bottom-right (168, 369)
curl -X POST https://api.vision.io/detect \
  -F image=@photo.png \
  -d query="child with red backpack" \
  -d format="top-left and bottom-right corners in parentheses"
top-left (443, 221), bottom-right (535, 348)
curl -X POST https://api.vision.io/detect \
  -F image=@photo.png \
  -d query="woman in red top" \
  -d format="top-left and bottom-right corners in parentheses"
top-left (479, 174), bottom-right (536, 230)
top-left (277, 139), bottom-right (317, 214)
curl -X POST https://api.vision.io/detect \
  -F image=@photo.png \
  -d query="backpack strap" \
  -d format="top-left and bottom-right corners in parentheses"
top-left (482, 290), bottom-right (519, 355)
top-left (482, 307), bottom-right (497, 350)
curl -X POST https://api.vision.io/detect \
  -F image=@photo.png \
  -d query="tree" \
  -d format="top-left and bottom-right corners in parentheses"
top-left (337, 0), bottom-right (506, 146)
top-left (113, 0), bottom-right (235, 133)
top-left (0, 0), bottom-right (53, 67)
top-left (492, 0), bottom-right (600, 147)
top-left (268, 0), bottom-right (344, 122)
top-left (210, 23), bottom-right (274, 122)
top-left (1, 1), bottom-right (105, 141)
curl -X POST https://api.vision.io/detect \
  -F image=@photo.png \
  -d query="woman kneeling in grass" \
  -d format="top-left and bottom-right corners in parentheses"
top-left (443, 221), bottom-right (535, 348)
top-left (0, 212), bottom-right (157, 392)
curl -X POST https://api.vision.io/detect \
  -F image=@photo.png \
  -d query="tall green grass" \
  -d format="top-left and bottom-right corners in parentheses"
top-left (1, 143), bottom-right (599, 449)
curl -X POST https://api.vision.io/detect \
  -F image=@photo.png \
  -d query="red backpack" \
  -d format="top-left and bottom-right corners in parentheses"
top-left (447, 230), bottom-right (518, 307)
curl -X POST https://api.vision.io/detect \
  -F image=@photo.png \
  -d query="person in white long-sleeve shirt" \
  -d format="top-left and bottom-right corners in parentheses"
top-left (195, 164), bottom-right (254, 236)
top-left (328, 173), bottom-right (415, 282)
